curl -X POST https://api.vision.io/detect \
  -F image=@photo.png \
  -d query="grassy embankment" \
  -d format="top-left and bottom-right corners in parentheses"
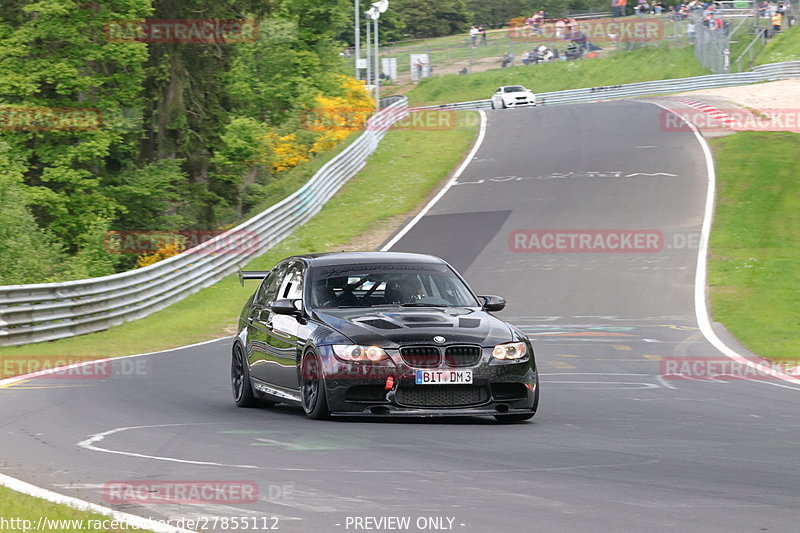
top-left (708, 132), bottom-right (800, 363)
top-left (406, 45), bottom-right (705, 106)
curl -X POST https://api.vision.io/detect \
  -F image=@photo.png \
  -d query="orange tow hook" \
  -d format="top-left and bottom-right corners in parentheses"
top-left (385, 376), bottom-right (395, 390)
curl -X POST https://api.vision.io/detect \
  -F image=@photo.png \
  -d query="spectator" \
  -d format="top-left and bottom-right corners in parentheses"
top-left (612, 0), bottom-right (621, 18)
top-left (414, 57), bottom-right (427, 82)
top-left (619, 0), bottom-right (628, 16)
top-left (772, 10), bottom-right (782, 33)
top-left (555, 18), bottom-right (566, 40)
top-left (501, 50), bottom-right (514, 67)
top-left (479, 25), bottom-right (487, 45)
top-left (469, 25), bottom-right (479, 46)
top-left (686, 19), bottom-right (696, 42)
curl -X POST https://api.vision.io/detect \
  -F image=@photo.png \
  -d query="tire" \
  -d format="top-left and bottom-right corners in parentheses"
top-left (232, 344), bottom-right (260, 407)
top-left (301, 351), bottom-right (331, 420)
top-left (501, 100), bottom-right (507, 109)
top-left (490, 100), bottom-right (495, 109)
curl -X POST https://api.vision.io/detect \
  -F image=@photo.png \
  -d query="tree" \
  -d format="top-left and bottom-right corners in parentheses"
top-left (392, 0), bottom-right (471, 38)
top-left (0, 0), bottom-right (152, 250)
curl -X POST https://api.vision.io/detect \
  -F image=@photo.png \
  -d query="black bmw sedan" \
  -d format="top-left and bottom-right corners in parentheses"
top-left (231, 252), bottom-right (539, 422)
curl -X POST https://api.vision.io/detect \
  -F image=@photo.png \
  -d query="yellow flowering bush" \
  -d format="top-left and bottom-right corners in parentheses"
top-left (135, 240), bottom-right (185, 268)
top-left (259, 132), bottom-right (310, 172)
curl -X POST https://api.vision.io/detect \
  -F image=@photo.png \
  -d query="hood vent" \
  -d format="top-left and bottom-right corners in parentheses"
top-left (458, 318), bottom-right (481, 329)
top-left (401, 315), bottom-right (447, 323)
top-left (405, 323), bottom-right (453, 328)
top-left (359, 318), bottom-right (402, 330)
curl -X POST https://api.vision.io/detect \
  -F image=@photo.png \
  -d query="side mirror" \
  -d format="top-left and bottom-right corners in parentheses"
top-left (271, 298), bottom-right (301, 316)
top-left (479, 295), bottom-right (506, 312)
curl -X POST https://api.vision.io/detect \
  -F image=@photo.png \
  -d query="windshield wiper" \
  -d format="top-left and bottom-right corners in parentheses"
top-left (400, 303), bottom-right (450, 307)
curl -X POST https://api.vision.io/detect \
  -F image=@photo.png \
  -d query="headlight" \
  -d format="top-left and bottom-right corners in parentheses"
top-left (492, 342), bottom-right (527, 360)
top-left (332, 345), bottom-right (389, 363)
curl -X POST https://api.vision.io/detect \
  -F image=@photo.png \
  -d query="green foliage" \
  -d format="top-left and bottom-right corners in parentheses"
top-left (0, 142), bottom-right (71, 284)
top-left (0, 0), bottom-right (151, 252)
top-left (0, 0), bottom-right (368, 285)
top-left (392, 0), bottom-right (471, 38)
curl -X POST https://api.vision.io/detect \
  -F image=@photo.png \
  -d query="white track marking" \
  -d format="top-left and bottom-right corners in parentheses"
top-left (381, 110), bottom-right (488, 251)
top-left (0, 473), bottom-right (197, 533)
top-left (652, 101), bottom-right (800, 390)
top-left (77, 424), bottom-right (258, 469)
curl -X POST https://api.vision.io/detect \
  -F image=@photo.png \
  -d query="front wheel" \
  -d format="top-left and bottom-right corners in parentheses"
top-left (301, 352), bottom-right (331, 420)
top-left (490, 100), bottom-right (495, 109)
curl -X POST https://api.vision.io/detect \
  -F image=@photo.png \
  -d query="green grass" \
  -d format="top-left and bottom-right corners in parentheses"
top-left (0, 485), bottom-right (155, 532)
top-left (0, 112), bottom-right (478, 361)
top-left (406, 45), bottom-right (705, 106)
top-left (708, 131), bottom-right (800, 363)
top-left (382, 16), bottom-right (688, 77)
top-left (755, 23), bottom-right (800, 64)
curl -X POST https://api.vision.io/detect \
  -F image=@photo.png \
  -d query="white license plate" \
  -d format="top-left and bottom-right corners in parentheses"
top-left (415, 370), bottom-right (473, 385)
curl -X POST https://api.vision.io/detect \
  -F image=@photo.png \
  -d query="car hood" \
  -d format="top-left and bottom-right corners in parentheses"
top-left (313, 307), bottom-right (513, 347)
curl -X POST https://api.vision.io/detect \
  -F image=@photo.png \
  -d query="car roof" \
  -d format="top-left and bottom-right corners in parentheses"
top-left (288, 251), bottom-right (448, 268)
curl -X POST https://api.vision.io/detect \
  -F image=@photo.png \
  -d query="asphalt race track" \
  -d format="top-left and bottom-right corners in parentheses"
top-left (2, 101), bottom-right (799, 533)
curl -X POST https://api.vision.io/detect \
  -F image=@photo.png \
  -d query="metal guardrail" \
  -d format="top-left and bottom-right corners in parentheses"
top-left (0, 97), bottom-right (410, 346)
top-left (416, 61), bottom-right (800, 111)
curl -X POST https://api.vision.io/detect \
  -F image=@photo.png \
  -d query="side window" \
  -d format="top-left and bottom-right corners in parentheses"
top-left (279, 263), bottom-right (304, 301)
top-left (255, 264), bottom-right (285, 307)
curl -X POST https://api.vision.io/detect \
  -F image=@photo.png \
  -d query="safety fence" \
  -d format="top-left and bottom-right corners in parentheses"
top-left (0, 98), bottom-right (409, 346)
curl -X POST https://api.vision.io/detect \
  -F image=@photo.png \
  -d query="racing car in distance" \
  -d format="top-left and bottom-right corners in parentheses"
top-left (490, 85), bottom-right (537, 109)
top-left (231, 252), bottom-right (538, 422)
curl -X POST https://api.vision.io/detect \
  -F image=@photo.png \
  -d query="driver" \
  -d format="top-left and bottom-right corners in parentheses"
top-left (384, 275), bottom-right (425, 304)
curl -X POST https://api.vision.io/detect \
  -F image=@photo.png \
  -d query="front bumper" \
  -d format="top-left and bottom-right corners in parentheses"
top-left (320, 348), bottom-right (537, 417)
top-left (504, 99), bottom-right (536, 107)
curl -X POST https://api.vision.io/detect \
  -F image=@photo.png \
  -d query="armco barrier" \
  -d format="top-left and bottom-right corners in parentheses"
top-left (0, 98), bottom-right (409, 345)
top-left (418, 61), bottom-right (800, 110)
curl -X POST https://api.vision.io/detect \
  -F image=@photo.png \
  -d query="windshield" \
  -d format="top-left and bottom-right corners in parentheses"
top-left (504, 86), bottom-right (526, 93)
top-left (309, 263), bottom-right (479, 309)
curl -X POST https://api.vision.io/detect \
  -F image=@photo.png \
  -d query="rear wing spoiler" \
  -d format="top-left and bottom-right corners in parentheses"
top-left (238, 270), bottom-right (270, 286)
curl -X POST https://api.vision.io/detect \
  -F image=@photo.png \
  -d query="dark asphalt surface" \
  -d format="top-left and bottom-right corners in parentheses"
top-left (1, 101), bottom-right (798, 533)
